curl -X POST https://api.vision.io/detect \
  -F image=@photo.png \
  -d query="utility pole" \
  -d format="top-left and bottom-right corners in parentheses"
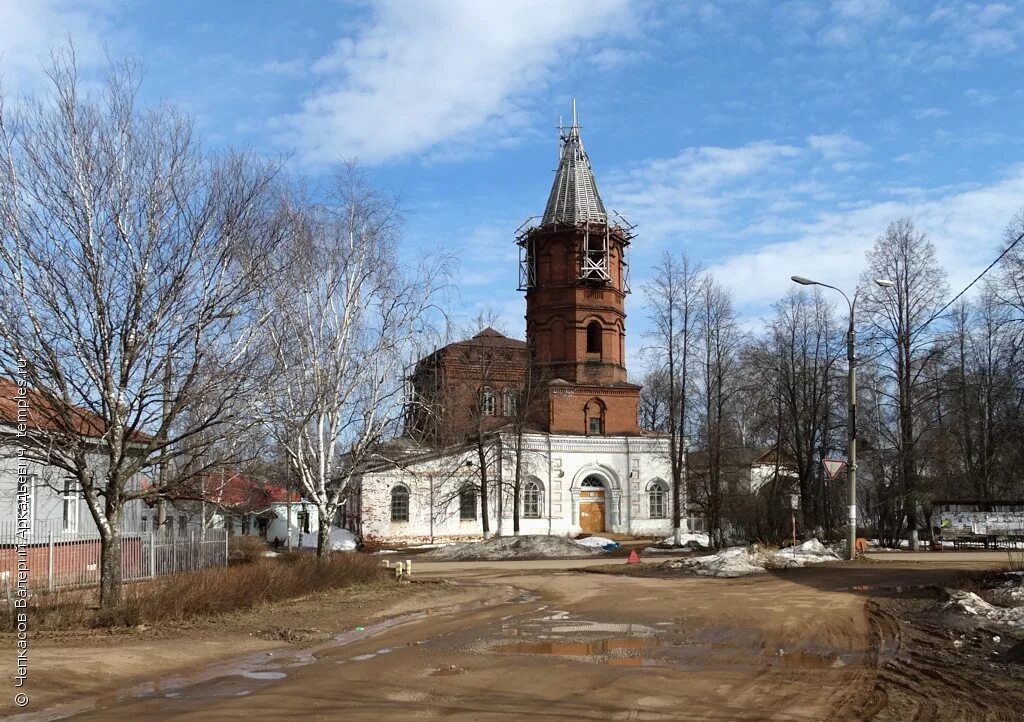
top-left (791, 275), bottom-right (894, 560)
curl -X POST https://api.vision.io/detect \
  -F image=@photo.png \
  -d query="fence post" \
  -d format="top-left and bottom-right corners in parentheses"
top-left (47, 530), bottom-right (54, 593)
top-left (172, 532), bottom-right (178, 573)
top-left (149, 531), bottom-right (156, 578)
top-left (223, 528), bottom-right (229, 567)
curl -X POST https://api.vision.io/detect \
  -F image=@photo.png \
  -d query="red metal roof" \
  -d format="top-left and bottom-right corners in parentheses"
top-left (0, 377), bottom-right (151, 442)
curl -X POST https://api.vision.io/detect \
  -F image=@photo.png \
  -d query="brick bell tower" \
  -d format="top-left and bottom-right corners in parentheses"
top-left (517, 103), bottom-right (641, 436)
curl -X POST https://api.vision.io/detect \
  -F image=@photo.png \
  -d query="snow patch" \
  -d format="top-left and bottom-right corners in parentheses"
top-left (574, 536), bottom-right (619, 550)
top-left (421, 535), bottom-right (603, 561)
top-left (662, 539), bottom-right (840, 578)
top-left (299, 526), bottom-right (359, 551)
top-left (942, 589), bottom-right (1024, 625)
top-left (661, 532), bottom-right (710, 549)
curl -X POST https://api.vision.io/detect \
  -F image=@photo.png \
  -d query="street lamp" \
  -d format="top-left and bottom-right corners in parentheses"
top-left (790, 275), bottom-right (894, 560)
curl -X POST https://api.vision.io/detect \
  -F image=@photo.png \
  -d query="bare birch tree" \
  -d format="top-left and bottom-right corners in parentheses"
top-left (258, 167), bottom-right (449, 558)
top-left (0, 51), bottom-right (284, 608)
top-left (644, 251), bottom-right (704, 545)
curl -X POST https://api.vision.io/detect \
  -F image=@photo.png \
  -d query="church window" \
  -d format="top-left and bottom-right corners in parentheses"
top-left (459, 486), bottom-right (477, 521)
top-left (502, 388), bottom-right (518, 417)
top-left (523, 480), bottom-right (542, 518)
top-left (586, 321), bottom-right (602, 354)
top-left (479, 386), bottom-right (495, 416)
top-left (585, 398), bottom-right (606, 435)
top-left (648, 480), bottom-right (668, 519)
top-left (390, 486), bottom-right (410, 522)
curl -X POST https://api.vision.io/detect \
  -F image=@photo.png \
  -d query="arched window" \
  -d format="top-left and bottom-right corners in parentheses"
top-left (523, 480), bottom-right (543, 518)
top-left (581, 475), bottom-right (604, 488)
top-left (502, 388), bottom-right (518, 417)
top-left (586, 321), bottom-right (602, 354)
top-left (585, 398), bottom-right (606, 435)
top-left (479, 386), bottom-right (495, 416)
top-left (648, 480), bottom-right (668, 519)
top-left (390, 485), bottom-right (410, 522)
top-left (459, 485), bottom-right (477, 521)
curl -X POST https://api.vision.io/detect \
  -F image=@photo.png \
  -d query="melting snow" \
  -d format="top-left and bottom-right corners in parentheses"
top-left (662, 539), bottom-right (841, 578)
top-left (421, 535), bottom-right (603, 561)
top-left (574, 536), bottom-right (619, 549)
top-left (299, 526), bottom-right (359, 551)
top-left (943, 589), bottom-right (1024, 625)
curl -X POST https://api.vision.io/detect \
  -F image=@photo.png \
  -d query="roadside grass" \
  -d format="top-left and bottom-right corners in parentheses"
top-left (228, 534), bottom-right (269, 565)
top-left (24, 553), bottom-right (388, 631)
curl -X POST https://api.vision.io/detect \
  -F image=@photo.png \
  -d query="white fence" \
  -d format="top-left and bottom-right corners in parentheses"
top-left (0, 519), bottom-right (228, 594)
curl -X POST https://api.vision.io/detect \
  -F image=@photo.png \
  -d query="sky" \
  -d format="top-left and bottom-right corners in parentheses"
top-left (2, 0), bottom-right (1023, 371)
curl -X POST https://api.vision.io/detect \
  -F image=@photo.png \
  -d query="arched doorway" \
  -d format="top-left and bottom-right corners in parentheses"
top-left (578, 475), bottom-right (606, 533)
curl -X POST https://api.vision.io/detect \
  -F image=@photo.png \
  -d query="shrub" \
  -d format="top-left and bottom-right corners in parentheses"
top-left (228, 534), bottom-right (268, 565)
top-left (23, 553), bottom-right (387, 630)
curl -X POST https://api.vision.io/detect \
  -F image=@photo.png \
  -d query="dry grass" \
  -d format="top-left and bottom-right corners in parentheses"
top-left (228, 534), bottom-right (268, 565)
top-left (25, 553), bottom-right (388, 631)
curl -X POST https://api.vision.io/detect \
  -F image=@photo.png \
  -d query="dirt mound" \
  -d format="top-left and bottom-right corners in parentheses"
top-left (420, 535), bottom-right (603, 561)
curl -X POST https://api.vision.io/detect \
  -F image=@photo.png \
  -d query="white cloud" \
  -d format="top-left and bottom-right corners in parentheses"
top-left (709, 167), bottom-right (1024, 313)
top-left (912, 106), bottom-right (949, 119)
top-left (808, 133), bottom-right (869, 161)
top-left (606, 141), bottom-right (803, 239)
top-left (0, 0), bottom-right (117, 93)
top-left (275, 0), bottom-right (634, 165)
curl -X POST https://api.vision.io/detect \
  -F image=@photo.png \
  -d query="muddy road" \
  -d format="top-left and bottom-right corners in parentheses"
top-left (16, 558), bottom-right (1024, 720)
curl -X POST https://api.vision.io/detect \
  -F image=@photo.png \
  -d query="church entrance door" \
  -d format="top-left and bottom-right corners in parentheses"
top-left (579, 476), bottom-right (606, 533)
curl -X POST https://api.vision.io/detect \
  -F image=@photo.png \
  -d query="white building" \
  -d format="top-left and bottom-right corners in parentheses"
top-left (356, 432), bottom-right (673, 545)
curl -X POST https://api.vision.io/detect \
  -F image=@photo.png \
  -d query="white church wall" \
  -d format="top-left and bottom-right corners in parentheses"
top-left (358, 433), bottom-right (678, 544)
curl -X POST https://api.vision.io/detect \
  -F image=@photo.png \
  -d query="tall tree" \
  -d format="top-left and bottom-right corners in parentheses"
top-left (758, 288), bottom-right (843, 528)
top-left (0, 50), bottom-right (284, 608)
top-left (258, 168), bottom-right (448, 558)
top-left (694, 278), bottom-right (742, 548)
top-left (859, 218), bottom-right (949, 547)
top-left (644, 251), bottom-right (704, 545)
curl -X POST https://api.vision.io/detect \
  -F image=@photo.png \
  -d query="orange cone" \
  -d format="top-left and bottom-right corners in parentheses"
top-left (627, 549), bottom-right (640, 565)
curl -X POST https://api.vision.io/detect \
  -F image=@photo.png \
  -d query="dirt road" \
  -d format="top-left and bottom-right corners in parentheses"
top-left (12, 555), bottom-right (1021, 721)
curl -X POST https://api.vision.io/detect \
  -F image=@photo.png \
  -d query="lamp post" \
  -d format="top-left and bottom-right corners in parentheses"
top-left (790, 275), bottom-right (894, 560)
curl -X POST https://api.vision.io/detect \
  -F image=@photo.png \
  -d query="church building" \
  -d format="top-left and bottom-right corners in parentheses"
top-left (353, 110), bottom-right (676, 544)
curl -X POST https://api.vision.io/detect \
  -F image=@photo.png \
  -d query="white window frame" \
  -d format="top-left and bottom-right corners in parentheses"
top-left (480, 386), bottom-right (495, 416)
top-left (62, 478), bottom-right (80, 533)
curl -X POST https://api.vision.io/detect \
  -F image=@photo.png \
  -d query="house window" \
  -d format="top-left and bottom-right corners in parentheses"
top-left (459, 486), bottom-right (477, 521)
top-left (141, 516), bottom-right (149, 532)
top-left (648, 481), bottom-right (668, 519)
top-left (297, 509), bottom-right (311, 534)
top-left (62, 479), bottom-right (79, 533)
top-left (480, 386), bottom-right (495, 416)
top-left (588, 416), bottom-right (603, 435)
top-left (523, 480), bottom-right (542, 518)
top-left (391, 486), bottom-right (410, 522)
top-left (586, 321), bottom-right (602, 354)
top-left (502, 388), bottom-right (517, 417)
top-left (178, 516), bottom-right (187, 535)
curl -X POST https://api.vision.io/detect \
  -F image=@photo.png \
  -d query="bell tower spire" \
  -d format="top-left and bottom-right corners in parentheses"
top-left (517, 102), bottom-right (640, 436)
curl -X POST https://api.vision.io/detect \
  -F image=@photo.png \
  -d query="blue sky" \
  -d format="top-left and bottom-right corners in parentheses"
top-left (3, 0), bottom-right (1024, 370)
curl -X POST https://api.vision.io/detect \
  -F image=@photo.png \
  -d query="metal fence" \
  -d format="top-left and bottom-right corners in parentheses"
top-left (0, 519), bottom-right (228, 594)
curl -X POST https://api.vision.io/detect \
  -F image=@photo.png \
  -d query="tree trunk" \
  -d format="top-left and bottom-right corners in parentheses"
top-left (316, 513), bottom-right (331, 560)
top-left (99, 518), bottom-right (123, 610)
top-left (477, 440), bottom-right (490, 538)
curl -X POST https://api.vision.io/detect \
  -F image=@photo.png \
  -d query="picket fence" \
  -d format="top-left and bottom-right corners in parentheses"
top-left (0, 519), bottom-right (228, 594)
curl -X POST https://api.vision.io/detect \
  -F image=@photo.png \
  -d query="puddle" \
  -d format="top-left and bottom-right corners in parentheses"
top-left (13, 582), bottom-right (527, 722)
top-left (497, 637), bottom-right (662, 657)
top-left (240, 671), bottom-right (287, 680)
